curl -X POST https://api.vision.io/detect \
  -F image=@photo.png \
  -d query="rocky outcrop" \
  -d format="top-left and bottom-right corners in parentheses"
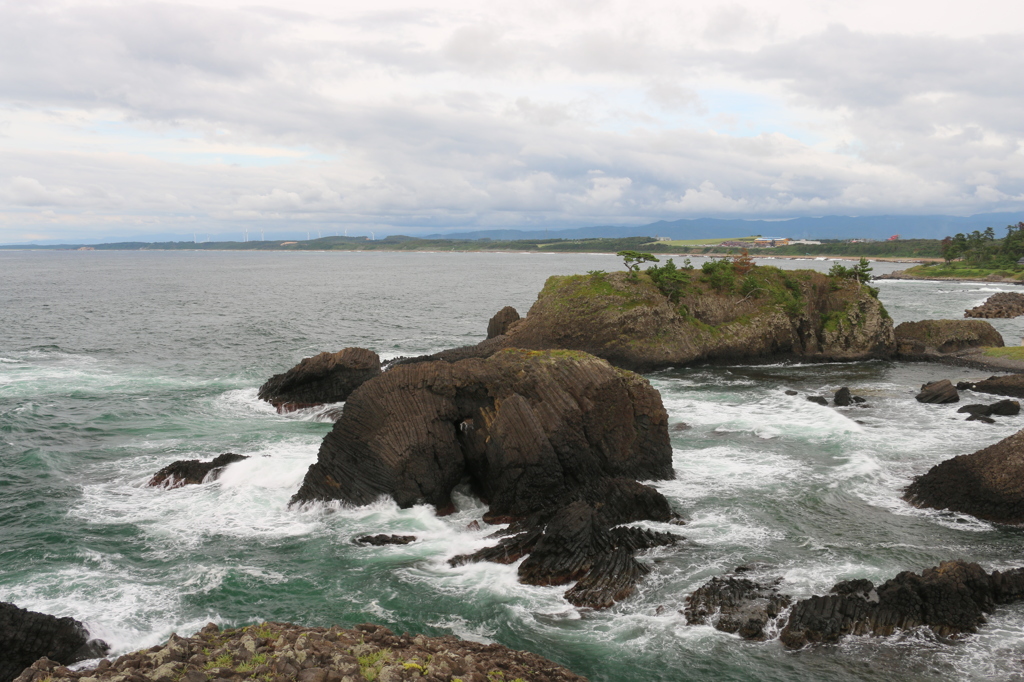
top-left (15, 621), bottom-right (587, 682)
top-left (147, 453), bottom-right (248, 488)
top-left (258, 348), bottom-right (381, 412)
top-left (963, 374), bottom-right (1024, 399)
top-left (895, 319), bottom-right (1004, 357)
top-left (354, 534), bottom-right (416, 546)
top-left (486, 306), bottom-right (520, 339)
top-left (904, 428), bottom-right (1024, 524)
top-left (965, 292), bottom-right (1024, 318)
top-left (780, 561), bottom-right (1024, 648)
top-left (290, 349), bottom-right (676, 608)
top-left (684, 576), bottom-right (791, 640)
top-left (915, 379), bottom-right (959, 404)
top-left (476, 268), bottom-right (895, 373)
top-left (1, 603), bottom-right (108, 682)
top-left (957, 400), bottom-right (1021, 419)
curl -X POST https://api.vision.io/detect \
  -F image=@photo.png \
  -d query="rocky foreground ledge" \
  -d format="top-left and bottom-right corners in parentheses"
top-left (16, 622), bottom-right (587, 682)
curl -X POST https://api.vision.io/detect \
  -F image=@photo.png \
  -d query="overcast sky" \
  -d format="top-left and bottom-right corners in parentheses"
top-left (1, 0), bottom-right (1022, 242)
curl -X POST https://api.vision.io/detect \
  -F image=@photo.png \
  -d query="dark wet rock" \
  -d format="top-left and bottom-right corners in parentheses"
top-left (684, 576), bottom-right (792, 640)
top-left (834, 387), bottom-right (852, 406)
top-left (895, 319), bottom-right (1004, 357)
top-left (785, 389), bottom-right (798, 396)
top-left (972, 374), bottom-right (1024, 399)
top-left (990, 399), bottom-right (1021, 416)
top-left (965, 292), bottom-right (1024, 319)
top-left (916, 379), bottom-right (959, 404)
top-left (669, 422), bottom-right (691, 432)
top-left (147, 453), bottom-right (248, 488)
top-left (966, 414), bottom-right (996, 424)
top-left (451, 499), bottom-right (681, 608)
top-left (852, 395), bottom-right (866, 403)
top-left (486, 306), bottom-right (521, 339)
top-left (291, 349), bottom-right (676, 608)
top-left (958, 403), bottom-right (993, 416)
top-left (779, 561), bottom-right (1024, 648)
top-left (258, 347), bottom-right (381, 413)
top-left (957, 380), bottom-right (975, 391)
top-left (806, 396), bottom-right (829, 406)
top-left (353, 534), bottom-right (416, 546)
top-left (904, 428), bottom-right (1024, 524)
top-left (17, 621), bottom-right (588, 682)
top-left (1, 602), bottom-right (109, 682)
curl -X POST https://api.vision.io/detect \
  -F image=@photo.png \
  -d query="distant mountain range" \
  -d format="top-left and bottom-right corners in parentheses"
top-left (425, 213), bottom-right (1023, 241)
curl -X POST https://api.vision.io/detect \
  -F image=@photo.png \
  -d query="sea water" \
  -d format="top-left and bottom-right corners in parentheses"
top-left (3, 250), bottom-right (1024, 682)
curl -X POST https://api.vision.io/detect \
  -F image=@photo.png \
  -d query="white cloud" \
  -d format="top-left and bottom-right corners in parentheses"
top-left (0, 0), bottom-right (1022, 242)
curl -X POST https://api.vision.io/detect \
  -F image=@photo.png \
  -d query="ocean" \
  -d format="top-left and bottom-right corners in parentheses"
top-left (3, 250), bottom-right (1024, 681)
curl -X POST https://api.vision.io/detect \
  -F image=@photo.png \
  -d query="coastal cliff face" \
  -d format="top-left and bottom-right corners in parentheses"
top-left (490, 268), bottom-right (895, 372)
top-left (1, 603), bottom-right (108, 682)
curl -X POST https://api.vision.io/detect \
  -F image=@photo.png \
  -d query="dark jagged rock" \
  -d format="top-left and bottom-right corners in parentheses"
top-left (807, 395), bottom-right (829, 406)
top-left (958, 404), bottom-right (993, 416)
top-left (16, 621), bottom-right (588, 682)
top-left (965, 292), bottom-right (1024, 318)
top-left (1, 602), bottom-right (108, 682)
top-left (258, 347), bottom-right (381, 413)
top-left (486, 306), bottom-right (521, 339)
top-left (147, 453), bottom-right (248, 488)
top-left (684, 576), bottom-right (792, 640)
top-left (991, 399), bottom-right (1022, 415)
top-left (852, 395), bottom-right (866, 403)
top-left (957, 380), bottom-right (975, 390)
top-left (916, 379), bottom-right (959, 404)
top-left (669, 422), bottom-right (691, 432)
top-left (894, 319), bottom-right (1004, 357)
top-left (904, 428), bottom-right (1024, 524)
top-left (971, 374), bottom-right (1024, 399)
top-left (291, 349), bottom-right (677, 608)
top-left (451, 500), bottom-right (680, 608)
top-left (834, 387), bottom-right (852, 406)
top-left (785, 389), bottom-right (798, 396)
top-left (779, 561), bottom-right (1024, 648)
top-left (353, 534), bottom-right (416, 546)
top-left (967, 414), bottom-right (996, 424)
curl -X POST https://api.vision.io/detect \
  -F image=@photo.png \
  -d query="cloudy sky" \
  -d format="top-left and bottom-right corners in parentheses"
top-left (1, 0), bottom-right (1022, 242)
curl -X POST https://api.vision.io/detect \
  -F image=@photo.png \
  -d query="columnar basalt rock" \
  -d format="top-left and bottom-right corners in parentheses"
top-left (147, 453), bottom-right (248, 488)
top-left (684, 576), bottom-right (792, 640)
top-left (258, 347), bottom-right (381, 412)
top-left (486, 305), bottom-right (521, 339)
top-left (904, 428), bottom-right (1024, 524)
top-left (291, 348), bottom-right (677, 607)
top-left (1, 602), bottom-right (108, 682)
top-left (965, 292), bottom-right (1024, 319)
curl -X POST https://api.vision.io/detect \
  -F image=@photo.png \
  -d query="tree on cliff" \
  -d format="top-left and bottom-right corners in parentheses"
top-left (617, 251), bottom-right (659, 280)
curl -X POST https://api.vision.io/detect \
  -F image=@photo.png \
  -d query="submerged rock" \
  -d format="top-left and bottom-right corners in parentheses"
top-left (780, 561), bottom-right (1024, 648)
top-left (895, 319), bottom-right (1004, 357)
top-left (354, 534), bottom-right (417, 546)
top-left (806, 395), bottom-right (829, 406)
top-left (904, 427), bottom-right (1024, 524)
top-left (684, 576), bottom-right (792, 640)
top-left (1, 602), bottom-right (108, 682)
top-left (965, 292), bottom-right (1024, 319)
top-left (147, 453), bottom-right (248, 488)
top-left (486, 305), bottom-right (521, 339)
top-left (291, 349), bottom-right (677, 608)
top-left (16, 621), bottom-right (587, 682)
top-left (258, 347), bottom-right (381, 412)
top-left (915, 379), bottom-right (959, 404)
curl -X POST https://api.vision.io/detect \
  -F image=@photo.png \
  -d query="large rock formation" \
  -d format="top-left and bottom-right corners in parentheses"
top-left (965, 292), bottom-right (1024, 318)
top-left (147, 453), bottom-right (248, 488)
top-left (16, 621), bottom-right (587, 682)
top-left (904, 428), bottom-right (1024, 524)
top-left (780, 561), bottom-right (1024, 648)
top-left (1, 603), bottom-right (108, 682)
top-left (684, 575), bottom-right (792, 640)
top-left (486, 306), bottom-right (521, 339)
top-left (480, 268), bottom-right (895, 373)
top-left (915, 379), bottom-right (959, 404)
top-left (895, 319), bottom-right (1004, 357)
top-left (258, 348), bottom-right (381, 412)
top-left (291, 348), bottom-right (678, 607)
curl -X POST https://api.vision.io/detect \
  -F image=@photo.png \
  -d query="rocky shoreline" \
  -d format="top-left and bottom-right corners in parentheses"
top-left (15, 621), bottom-right (587, 682)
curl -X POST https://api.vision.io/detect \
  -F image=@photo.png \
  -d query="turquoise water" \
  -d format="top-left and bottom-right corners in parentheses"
top-left (3, 250), bottom-right (1024, 681)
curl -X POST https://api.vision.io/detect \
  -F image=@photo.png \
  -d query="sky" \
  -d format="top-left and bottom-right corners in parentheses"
top-left (1, 0), bottom-right (1023, 243)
